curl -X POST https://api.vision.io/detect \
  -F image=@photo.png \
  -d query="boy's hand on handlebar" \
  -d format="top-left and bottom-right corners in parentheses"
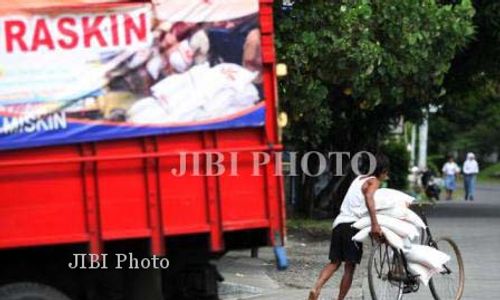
top-left (370, 223), bottom-right (384, 242)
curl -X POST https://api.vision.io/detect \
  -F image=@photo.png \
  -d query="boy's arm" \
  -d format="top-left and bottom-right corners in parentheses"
top-left (363, 178), bottom-right (383, 241)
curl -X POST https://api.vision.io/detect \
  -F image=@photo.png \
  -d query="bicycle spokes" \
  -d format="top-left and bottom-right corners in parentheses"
top-left (429, 238), bottom-right (465, 300)
top-left (368, 243), bottom-right (404, 300)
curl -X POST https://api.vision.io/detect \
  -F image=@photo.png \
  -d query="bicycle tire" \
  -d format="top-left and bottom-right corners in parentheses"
top-left (368, 242), bottom-right (404, 300)
top-left (429, 237), bottom-right (465, 300)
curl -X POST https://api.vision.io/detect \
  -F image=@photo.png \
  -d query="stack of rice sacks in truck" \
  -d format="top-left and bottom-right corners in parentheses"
top-left (351, 188), bottom-right (450, 285)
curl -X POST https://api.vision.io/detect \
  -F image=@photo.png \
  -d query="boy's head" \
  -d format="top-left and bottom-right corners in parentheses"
top-left (372, 153), bottom-right (390, 180)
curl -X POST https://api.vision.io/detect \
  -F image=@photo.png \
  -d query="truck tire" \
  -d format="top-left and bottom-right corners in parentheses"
top-left (177, 263), bottom-right (222, 300)
top-left (0, 282), bottom-right (72, 300)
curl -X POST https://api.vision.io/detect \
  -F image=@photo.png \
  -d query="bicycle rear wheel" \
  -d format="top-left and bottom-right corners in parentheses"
top-left (368, 242), bottom-right (404, 300)
top-left (429, 237), bottom-right (465, 300)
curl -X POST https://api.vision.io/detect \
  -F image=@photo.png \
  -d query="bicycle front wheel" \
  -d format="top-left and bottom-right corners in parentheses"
top-left (429, 237), bottom-right (465, 300)
top-left (368, 242), bottom-right (404, 300)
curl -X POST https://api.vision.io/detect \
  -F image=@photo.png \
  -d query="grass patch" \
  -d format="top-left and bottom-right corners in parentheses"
top-left (478, 163), bottom-right (500, 184)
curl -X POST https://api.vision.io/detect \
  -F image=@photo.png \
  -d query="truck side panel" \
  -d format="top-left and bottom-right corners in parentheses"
top-left (0, 147), bottom-right (87, 248)
top-left (0, 0), bottom-right (284, 254)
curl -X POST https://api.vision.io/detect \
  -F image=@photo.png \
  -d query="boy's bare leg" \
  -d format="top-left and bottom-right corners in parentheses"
top-left (308, 261), bottom-right (341, 300)
top-left (337, 262), bottom-right (356, 300)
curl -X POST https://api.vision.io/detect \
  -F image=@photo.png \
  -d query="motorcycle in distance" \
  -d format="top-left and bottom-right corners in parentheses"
top-left (421, 169), bottom-right (441, 201)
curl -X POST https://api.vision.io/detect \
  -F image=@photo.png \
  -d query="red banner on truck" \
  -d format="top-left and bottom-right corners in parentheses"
top-left (0, 0), bottom-right (264, 150)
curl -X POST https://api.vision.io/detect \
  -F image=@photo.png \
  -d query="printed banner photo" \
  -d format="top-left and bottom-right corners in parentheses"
top-left (0, 0), bottom-right (264, 150)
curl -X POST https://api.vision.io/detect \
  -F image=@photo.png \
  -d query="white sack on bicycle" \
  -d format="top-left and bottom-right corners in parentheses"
top-left (402, 209), bottom-right (427, 229)
top-left (352, 215), bottom-right (420, 239)
top-left (405, 245), bottom-right (450, 270)
top-left (352, 226), bottom-right (406, 250)
top-left (354, 188), bottom-right (411, 219)
top-left (352, 227), bottom-right (371, 242)
top-left (374, 188), bottom-right (415, 207)
top-left (381, 227), bottom-right (406, 250)
top-left (367, 205), bottom-right (407, 219)
top-left (408, 263), bottom-right (442, 286)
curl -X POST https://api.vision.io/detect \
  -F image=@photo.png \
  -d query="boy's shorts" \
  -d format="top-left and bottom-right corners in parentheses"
top-left (329, 222), bottom-right (363, 264)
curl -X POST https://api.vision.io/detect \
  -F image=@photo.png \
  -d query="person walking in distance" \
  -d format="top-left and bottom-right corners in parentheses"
top-left (308, 153), bottom-right (389, 300)
top-left (463, 152), bottom-right (479, 201)
top-left (442, 155), bottom-right (461, 201)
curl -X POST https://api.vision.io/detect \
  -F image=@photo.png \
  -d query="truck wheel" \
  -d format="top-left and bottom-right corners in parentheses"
top-left (0, 282), bottom-right (71, 300)
top-left (177, 263), bottom-right (222, 300)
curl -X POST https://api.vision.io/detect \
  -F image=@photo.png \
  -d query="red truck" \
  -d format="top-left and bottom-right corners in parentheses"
top-left (0, 0), bottom-right (285, 299)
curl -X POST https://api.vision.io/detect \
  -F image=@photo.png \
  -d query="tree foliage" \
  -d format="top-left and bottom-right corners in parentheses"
top-left (430, 0), bottom-right (500, 157)
top-left (274, 1), bottom-right (475, 216)
top-left (429, 81), bottom-right (500, 157)
top-left (275, 0), bottom-right (475, 152)
top-left (444, 0), bottom-right (500, 93)
top-left (381, 140), bottom-right (411, 190)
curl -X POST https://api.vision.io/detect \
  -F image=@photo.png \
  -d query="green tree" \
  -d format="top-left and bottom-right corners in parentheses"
top-left (429, 82), bottom-right (500, 158)
top-left (429, 1), bottom-right (500, 159)
top-left (275, 0), bottom-right (475, 216)
top-left (381, 140), bottom-right (411, 190)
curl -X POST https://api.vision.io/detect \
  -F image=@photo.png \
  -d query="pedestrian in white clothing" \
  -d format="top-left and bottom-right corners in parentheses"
top-left (463, 152), bottom-right (479, 201)
top-left (442, 156), bottom-right (460, 200)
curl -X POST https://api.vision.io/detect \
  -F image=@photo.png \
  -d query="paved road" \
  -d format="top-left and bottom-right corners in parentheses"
top-left (218, 236), bottom-right (364, 300)
top-left (401, 184), bottom-right (500, 300)
top-left (218, 183), bottom-right (500, 300)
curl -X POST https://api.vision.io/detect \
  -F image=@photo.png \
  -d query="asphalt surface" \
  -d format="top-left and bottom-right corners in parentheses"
top-left (402, 184), bottom-right (500, 300)
top-left (218, 183), bottom-right (500, 300)
top-left (218, 234), bottom-right (364, 300)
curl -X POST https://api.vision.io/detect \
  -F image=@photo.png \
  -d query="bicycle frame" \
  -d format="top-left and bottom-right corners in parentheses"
top-left (370, 204), bottom-right (463, 300)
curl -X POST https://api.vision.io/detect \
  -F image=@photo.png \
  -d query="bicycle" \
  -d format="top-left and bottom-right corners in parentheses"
top-left (367, 205), bottom-right (465, 300)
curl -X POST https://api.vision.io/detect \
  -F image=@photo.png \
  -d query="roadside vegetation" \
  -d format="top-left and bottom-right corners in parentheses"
top-left (478, 163), bottom-right (500, 184)
top-left (275, 1), bottom-right (475, 217)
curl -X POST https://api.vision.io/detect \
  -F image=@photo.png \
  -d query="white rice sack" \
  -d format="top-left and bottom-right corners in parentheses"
top-left (367, 207), bottom-right (426, 229)
top-left (381, 227), bottom-right (405, 250)
top-left (375, 188), bottom-right (415, 207)
top-left (351, 216), bottom-right (373, 230)
top-left (405, 245), bottom-right (450, 270)
top-left (143, 63), bottom-right (259, 123)
top-left (366, 191), bottom-right (407, 212)
top-left (355, 189), bottom-right (410, 218)
top-left (403, 237), bottom-right (413, 249)
top-left (352, 227), bottom-right (371, 242)
top-left (352, 215), bottom-right (420, 239)
top-left (376, 206), bottom-right (408, 219)
top-left (352, 226), bottom-right (408, 250)
top-left (402, 209), bottom-right (427, 229)
top-left (408, 263), bottom-right (441, 286)
top-left (128, 97), bottom-right (169, 124)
